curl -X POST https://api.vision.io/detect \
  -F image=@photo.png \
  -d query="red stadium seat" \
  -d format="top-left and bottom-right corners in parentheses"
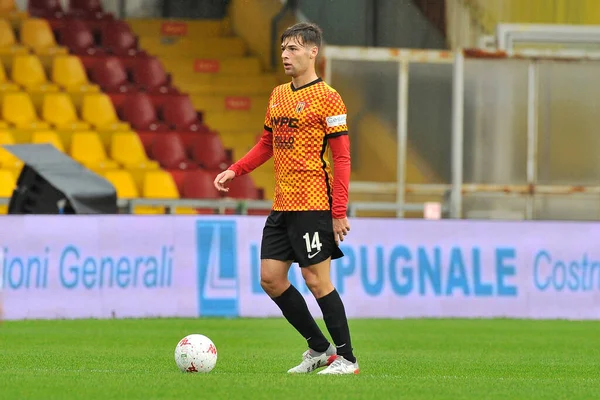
top-left (121, 92), bottom-right (170, 132)
top-left (162, 95), bottom-right (206, 132)
top-left (136, 131), bottom-right (157, 155)
top-left (68, 0), bottom-right (113, 20)
top-left (227, 174), bottom-right (261, 200)
top-left (101, 21), bottom-right (143, 56)
top-left (90, 56), bottom-right (133, 93)
top-left (132, 56), bottom-right (178, 94)
top-left (58, 19), bottom-right (106, 56)
top-left (167, 169), bottom-right (187, 194)
top-left (28, 0), bottom-right (64, 18)
top-left (151, 132), bottom-right (198, 170)
top-left (182, 169), bottom-right (220, 199)
top-left (190, 132), bottom-right (230, 170)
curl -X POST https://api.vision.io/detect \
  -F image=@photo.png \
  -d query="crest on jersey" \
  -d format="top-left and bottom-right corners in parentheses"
top-left (295, 101), bottom-right (306, 114)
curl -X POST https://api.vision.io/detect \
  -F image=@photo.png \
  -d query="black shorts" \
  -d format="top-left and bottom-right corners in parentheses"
top-left (260, 210), bottom-right (344, 268)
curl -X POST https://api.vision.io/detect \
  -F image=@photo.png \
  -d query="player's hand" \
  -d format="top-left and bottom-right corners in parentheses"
top-left (332, 217), bottom-right (350, 246)
top-left (214, 170), bottom-right (236, 192)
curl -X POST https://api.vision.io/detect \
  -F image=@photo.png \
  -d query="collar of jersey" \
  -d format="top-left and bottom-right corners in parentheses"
top-left (290, 77), bottom-right (323, 92)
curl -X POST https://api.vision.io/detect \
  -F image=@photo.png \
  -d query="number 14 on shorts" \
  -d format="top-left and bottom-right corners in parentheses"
top-left (303, 232), bottom-right (322, 259)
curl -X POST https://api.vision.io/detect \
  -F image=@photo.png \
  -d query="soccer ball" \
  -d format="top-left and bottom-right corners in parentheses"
top-left (174, 334), bottom-right (218, 373)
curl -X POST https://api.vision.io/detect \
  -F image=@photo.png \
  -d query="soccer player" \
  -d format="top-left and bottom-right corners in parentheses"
top-left (213, 22), bottom-right (358, 375)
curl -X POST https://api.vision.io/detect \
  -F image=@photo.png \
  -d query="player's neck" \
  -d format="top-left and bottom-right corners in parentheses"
top-left (292, 71), bottom-right (319, 90)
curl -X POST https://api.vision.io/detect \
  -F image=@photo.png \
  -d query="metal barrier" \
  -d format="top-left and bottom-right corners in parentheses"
top-left (323, 45), bottom-right (600, 220)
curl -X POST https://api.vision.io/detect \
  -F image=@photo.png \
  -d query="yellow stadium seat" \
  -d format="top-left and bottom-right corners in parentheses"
top-left (31, 130), bottom-right (65, 152)
top-left (109, 131), bottom-right (159, 169)
top-left (0, 18), bottom-right (28, 61)
top-left (1, 92), bottom-right (50, 130)
top-left (103, 169), bottom-right (139, 199)
top-left (0, 61), bottom-right (18, 92)
top-left (0, 168), bottom-right (16, 213)
top-left (12, 54), bottom-right (60, 92)
top-left (20, 18), bottom-right (68, 56)
top-left (81, 93), bottom-right (130, 131)
top-left (51, 55), bottom-right (99, 108)
top-left (41, 93), bottom-right (90, 130)
top-left (143, 170), bottom-right (179, 198)
top-left (0, 1), bottom-right (27, 32)
top-left (0, 0), bottom-right (15, 13)
top-left (0, 130), bottom-right (23, 169)
top-left (10, 129), bottom-right (35, 144)
top-left (135, 170), bottom-right (197, 214)
top-left (70, 131), bottom-right (119, 171)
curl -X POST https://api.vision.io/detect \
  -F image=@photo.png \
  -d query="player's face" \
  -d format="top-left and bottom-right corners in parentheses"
top-left (281, 36), bottom-right (317, 77)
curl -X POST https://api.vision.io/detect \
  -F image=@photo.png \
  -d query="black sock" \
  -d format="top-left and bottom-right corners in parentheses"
top-left (272, 285), bottom-right (330, 352)
top-left (317, 289), bottom-right (356, 363)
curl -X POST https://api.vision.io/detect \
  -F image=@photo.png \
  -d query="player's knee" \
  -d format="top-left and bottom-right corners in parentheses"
top-left (260, 269), bottom-right (288, 297)
top-left (303, 273), bottom-right (333, 299)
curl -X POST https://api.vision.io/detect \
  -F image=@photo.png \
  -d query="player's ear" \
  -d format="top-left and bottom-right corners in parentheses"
top-left (310, 46), bottom-right (319, 59)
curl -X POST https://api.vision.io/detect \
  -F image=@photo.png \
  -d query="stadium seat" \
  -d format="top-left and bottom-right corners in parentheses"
top-left (136, 131), bottom-right (157, 155)
top-left (109, 131), bottom-right (159, 169)
top-left (0, 18), bottom-right (29, 65)
top-left (132, 56), bottom-right (177, 94)
top-left (101, 20), bottom-right (143, 57)
top-left (70, 131), bottom-right (119, 171)
top-left (58, 19), bottom-right (105, 56)
top-left (11, 54), bottom-right (60, 93)
top-left (137, 169), bottom-right (184, 214)
top-left (51, 55), bottom-right (100, 106)
top-left (120, 92), bottom-right (169, 131)
top-left (20, 18), bottom-right (69, 56)
top-left (103, 169), bottom-right (139, 199)
top-left (0, 0), bottom-right (27, 26)
top-left (81, 93), bottom-right (130, 131)
top-left (28, 0), bottom-right (64, 19)
top-left (0, 61), bottom-right (18, 92)
top-left (31, 130), bottom-right (65, 152)
top-left (41, 93), bottom-right (91, 130)
top-left (0, 168), bottom-right (16, 213)
top-left (68, 0), bottom-right (113, 20)
top-left (0, 0), bottom-right (15, 13)
top-left (182, 169), bottom-right (220, 199)
top-left (90, 56), bottom-right (134, 93)
top-left (0, 130), bottom-right (23, 169)
top-left (1, 92), bottom-right (50, 130)
top-left (226, 173), bottom-right (260, 200)
top-left (151, 132), bottom-right (198, 170)
top-left (162, 95), bottom-right (206, 132)
top-left (190, 132), bottom-right (230, 170)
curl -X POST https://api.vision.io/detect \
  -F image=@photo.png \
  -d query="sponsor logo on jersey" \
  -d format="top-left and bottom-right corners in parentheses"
top-left (326, 114), bottom-right (347, 128)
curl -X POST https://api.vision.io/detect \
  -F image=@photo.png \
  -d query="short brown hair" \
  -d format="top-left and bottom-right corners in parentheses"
top-left (281, 22), bottom-right (323, 48)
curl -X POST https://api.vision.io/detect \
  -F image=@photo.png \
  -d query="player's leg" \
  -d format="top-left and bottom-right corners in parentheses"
top-left (300, 258), bottom-right (359, 375)
top-left (260, 211), bottom-right (333, 373)
top-left (290, 210), bottom-right (359, 375)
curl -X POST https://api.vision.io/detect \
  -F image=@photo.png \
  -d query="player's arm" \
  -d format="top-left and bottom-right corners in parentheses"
top-left (323, 90), bottom-right (351, 243)
top-left (214, 128), bottom-right (273, 192)
top-left (215, 93), bottom-right (275, 192)
top-left (229, 128), bottom-right (273, 176)
top-left (329, 134), bottom-right (351, 220)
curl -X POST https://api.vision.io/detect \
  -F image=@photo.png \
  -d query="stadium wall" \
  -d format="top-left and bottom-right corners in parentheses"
top-left (3, 215), bottom-right (600, 321)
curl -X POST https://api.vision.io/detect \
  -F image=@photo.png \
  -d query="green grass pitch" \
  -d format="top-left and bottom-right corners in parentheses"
top-left (1, 318), bottom-right (599, 399)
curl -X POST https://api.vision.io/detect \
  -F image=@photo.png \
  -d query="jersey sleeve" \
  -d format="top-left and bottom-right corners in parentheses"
top-left (322, 91), bottom-right (348, 138)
